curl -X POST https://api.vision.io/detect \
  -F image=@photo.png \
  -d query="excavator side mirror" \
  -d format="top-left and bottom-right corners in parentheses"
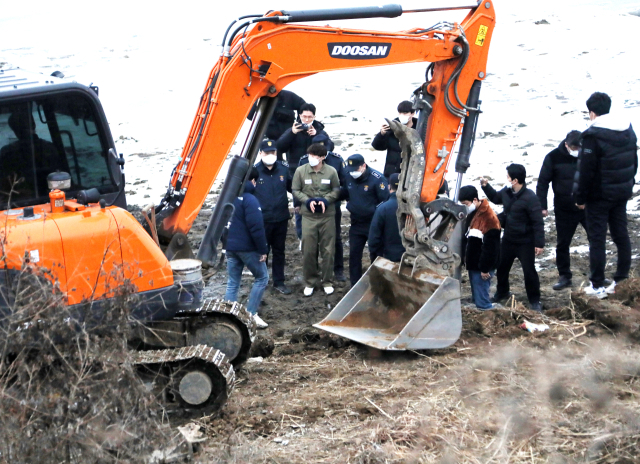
top-left (107, 148), bottom-right (124, 187)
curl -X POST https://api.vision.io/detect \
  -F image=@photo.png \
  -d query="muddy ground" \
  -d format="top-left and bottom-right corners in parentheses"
top-left (184, 209), bottom-right (640, 463)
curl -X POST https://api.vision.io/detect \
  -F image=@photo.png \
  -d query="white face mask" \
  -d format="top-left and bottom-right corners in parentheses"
top-left (466, 203), bottom-right (476, 213)
top-left (398, 114), bottom-right (411, 124)
top-left (350, 170), bottom-right (363, 179)
top-left (262, 154), bottom-right (277, 165)
top-left (568, 149), bottom-right (579, 157)
top-left (308, 156), bottom-right (321, 167)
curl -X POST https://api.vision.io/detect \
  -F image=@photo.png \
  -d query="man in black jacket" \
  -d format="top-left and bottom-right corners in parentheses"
top-left (458, 185), bottom-right (501, 310)
top-left (368, 173), bottom-right (405, 263)
top-left (371, 100), bottom-right (418, 178)
top-left (481, 164), bottom-right (545, 311)
top-left (247, 90), bottom-right (306, 158)
top-left (276, 103), bottom-right (330, 179)
top-left (575, 92), bottom-right (638, 298)
top-left (536, 130), bottom-right (586, 290)
top-left (253, 139), bottom-right (293, 295)
top-left (277, 103), bottom-right (331, 242)
top-left (342, 154), bottom-right (389, 286)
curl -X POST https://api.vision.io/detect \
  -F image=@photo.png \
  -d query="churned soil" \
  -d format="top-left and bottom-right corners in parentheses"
top-left (185, 208), bottom-right (640, 463)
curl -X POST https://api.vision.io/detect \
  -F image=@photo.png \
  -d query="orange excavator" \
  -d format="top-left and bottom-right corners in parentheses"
top-left (0, 1), bottom-right (495, 412)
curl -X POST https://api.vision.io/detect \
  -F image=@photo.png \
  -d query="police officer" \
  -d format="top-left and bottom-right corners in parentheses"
top-left (292, 143), bottom-right (341, 296)
top-left (368, 173), bottom-right (405, 263)
top-left (298, 133), bottom-right (347, 281)
top-left (253, 139), bottom-right (293, 294)
top-left (342, 154), bottom-right (389, 286)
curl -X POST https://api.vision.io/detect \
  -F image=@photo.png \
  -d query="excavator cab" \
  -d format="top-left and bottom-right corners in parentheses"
top-left (0, 71), bottom-right (125, 210)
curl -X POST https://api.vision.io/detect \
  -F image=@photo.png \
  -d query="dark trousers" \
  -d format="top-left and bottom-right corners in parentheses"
top-left (349, 221), bottom-right (372, 286)
top-left (496, 240), bottom-right (541, 304)
top-left (299, 204), bottom-right (344, 273)
top-left (334, 207), bottom-right (344, 273)
top-left (585, 199), bottom-right (631, 287)
top-left (264, 219), bottom-right (288, 285)
top-left (555, 207), bottom-right (587, 280)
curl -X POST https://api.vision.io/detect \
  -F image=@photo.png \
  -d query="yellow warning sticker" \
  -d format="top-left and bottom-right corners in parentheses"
top-left (475, 25), bottom-right (489, 46)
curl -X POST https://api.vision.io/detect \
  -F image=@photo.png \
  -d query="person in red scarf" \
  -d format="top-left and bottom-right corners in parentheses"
top-left (459, 185), bottom-right (502, 310)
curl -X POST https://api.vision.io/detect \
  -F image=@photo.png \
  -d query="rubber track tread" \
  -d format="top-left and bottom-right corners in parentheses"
top-left (131, 344), bottom-right (235, 398)
top-left (177, 298), bottom-right (256, 366)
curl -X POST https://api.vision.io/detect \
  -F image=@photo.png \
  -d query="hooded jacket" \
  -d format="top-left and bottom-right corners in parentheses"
top-left (482, 182), bottom-right (545, 248)
top-left (536, 141), bottom-right (581, 211)
top-left (225, 182), bottom-right (269, 255)
top-left (371, 117), bottom-right (418, 178)
top-left (574, 114), bottom-right (638, 204)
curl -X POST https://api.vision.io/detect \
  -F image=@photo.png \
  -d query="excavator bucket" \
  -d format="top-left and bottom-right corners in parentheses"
top-left (314, 257), bottom-right (462, 350)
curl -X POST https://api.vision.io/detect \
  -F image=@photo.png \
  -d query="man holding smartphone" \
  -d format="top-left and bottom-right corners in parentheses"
top-left (371, 100), bottom-right (418, 178)
top-left (276, 103), bottom-right (331, 242)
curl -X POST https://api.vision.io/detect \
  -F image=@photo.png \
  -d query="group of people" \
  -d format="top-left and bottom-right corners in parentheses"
top-left (223, 89), bottom-right (637, 327)
top-left (224, 95), bottom-right (416, 327)
top-left (461, 91), bottom-right (638, 311)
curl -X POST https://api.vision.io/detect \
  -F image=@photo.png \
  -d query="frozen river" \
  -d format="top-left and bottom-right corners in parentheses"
top-left (2, 0), bottom-right (640, 206)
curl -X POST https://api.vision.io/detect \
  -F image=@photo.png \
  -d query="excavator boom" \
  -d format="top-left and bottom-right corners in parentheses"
top-left (156, 2), bottom-right (496, 255)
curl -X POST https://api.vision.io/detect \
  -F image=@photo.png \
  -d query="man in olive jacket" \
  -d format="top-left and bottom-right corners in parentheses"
top-left (292, 143), bottom-right (341, 296)
top-left (481, 163), bottom-right (545, 311)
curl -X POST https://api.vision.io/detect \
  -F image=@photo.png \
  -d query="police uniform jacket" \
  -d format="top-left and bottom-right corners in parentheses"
top-left (254, 160), bottom-right (292, 223)
top-left (342, 167), bottom-right (389, 225)
top-left (368, 192), bottom-right (405, 262)
top-left (292, 163), bottom-right (341, 218)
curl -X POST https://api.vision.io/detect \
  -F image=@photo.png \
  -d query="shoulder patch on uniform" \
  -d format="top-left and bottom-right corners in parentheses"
top-left (300, 154), bottom-right (309, 159)
top-left (330, 152), bottom-right (343, 160)
top-left (280, 160), bottom-right (289, 167)
top-left (371, 171), bottom-right (381, 178)
top-left (583, 148), bottom-right (593, 154)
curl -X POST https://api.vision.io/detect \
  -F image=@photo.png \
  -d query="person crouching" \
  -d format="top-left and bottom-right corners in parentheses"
top-left (459, 185), bottom-right (501, 310)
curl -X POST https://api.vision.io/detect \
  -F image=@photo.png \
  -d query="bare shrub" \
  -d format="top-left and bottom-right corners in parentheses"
top-left (0, 261), bottom-right (172, 463)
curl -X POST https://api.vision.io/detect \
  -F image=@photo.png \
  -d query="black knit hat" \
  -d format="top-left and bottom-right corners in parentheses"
top-left (458, 185), bottom-right (478, 203)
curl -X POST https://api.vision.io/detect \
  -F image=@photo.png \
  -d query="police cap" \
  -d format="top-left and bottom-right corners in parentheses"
top-left (345, 154), bottom-right (365, 172)
top-left (260, 139), bottom-right (277, 152)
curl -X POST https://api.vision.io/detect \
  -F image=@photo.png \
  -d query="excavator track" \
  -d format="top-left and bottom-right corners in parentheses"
top-left (134, 298), bottom-right (256, 367)
top-left (132, 344), bottom-right (235, 416)
top-left (177, 299), bottom-right (256, 366)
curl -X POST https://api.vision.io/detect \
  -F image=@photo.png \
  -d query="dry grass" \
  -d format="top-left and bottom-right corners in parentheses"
top-left (201, 311), bottom-right (640, 463)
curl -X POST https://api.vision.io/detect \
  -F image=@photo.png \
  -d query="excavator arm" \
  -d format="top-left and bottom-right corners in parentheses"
top-left (155, 2), bottom-right (496, 268)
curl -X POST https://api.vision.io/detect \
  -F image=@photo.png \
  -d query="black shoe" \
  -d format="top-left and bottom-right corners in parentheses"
top-left (273, 283), bottom-right (292, 295)
top-left (491, 292), bottom-right (512, 303)
top-left (335, 271), bottom-right (347, 282)
top-left (530, 301), bottom-right (543, 312)
top-left (552, 278), bottom-right (572, 291)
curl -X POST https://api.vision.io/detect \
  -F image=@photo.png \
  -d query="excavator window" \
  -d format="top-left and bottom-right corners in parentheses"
top-left (0, 93), bottom-right (118, 209)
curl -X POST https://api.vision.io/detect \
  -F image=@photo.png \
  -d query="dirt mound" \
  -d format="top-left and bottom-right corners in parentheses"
top-left (571, 281), bottom-right (640, 341)
top-left (249, 334), bottom-right (275, 358)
